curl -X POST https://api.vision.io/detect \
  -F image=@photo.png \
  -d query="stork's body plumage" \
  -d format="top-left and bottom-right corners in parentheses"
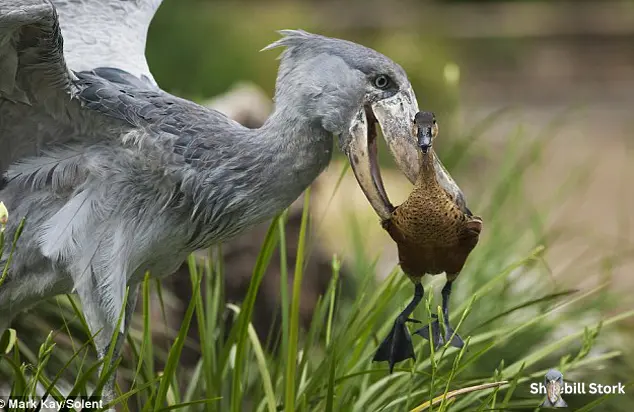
top-left (0, 0), bottom-right (467, 399)
top-left (0, 2), bottom-right (334, 334)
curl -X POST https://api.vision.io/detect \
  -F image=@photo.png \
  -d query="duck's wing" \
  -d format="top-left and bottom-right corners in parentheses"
top-left (0, 0), bottom-right (163, 173)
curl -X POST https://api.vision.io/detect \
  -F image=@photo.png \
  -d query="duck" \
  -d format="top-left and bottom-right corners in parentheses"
top-left (373, 111), bottom-right (483, 373)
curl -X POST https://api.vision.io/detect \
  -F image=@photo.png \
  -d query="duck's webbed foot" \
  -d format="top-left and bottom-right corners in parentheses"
top-left (414, 280), bottom-right (464, 350)
top-left (373, 283), bottom-right (424, 373)
top-left (373, 316), bottom-right (420, 373)
top-left (414, 314), bottom-right (464, 349)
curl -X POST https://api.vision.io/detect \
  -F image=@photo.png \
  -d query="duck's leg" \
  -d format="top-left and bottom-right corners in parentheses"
top-left (414, 279), bottom-right (464, 349)
top-left (373, 282), bottom-right (424, 373)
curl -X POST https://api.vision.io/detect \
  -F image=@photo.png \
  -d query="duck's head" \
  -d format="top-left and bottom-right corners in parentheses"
top-left (413, 111), bottom-right (438, 154)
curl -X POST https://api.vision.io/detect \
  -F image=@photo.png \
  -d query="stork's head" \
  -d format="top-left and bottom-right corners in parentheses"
top-left (544, 369), bottom-right (565, 405)
top-left (263, 30), bottom-right (421, 219)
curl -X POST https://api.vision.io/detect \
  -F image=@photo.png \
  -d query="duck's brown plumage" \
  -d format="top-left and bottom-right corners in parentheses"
top-left (382, 146), bottom-right (482, 280)
top-left (372, 112), bottom-right (482, 373)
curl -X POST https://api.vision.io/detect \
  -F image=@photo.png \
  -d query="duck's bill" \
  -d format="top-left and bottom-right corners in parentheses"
top-left (343, 88), bottom-right (420, 220)
top-left (417, 128), bottom-right (433, 153)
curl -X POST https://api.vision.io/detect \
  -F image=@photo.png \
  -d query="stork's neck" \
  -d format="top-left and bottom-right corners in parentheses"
top-left (258, 104), bottom-right (333, 195)
top-left (183, 104), bottom-right (333, 248)
top-left (175, 88), bottom-right (336, 250)
top-left (220, 102), bottom-right (333, 230)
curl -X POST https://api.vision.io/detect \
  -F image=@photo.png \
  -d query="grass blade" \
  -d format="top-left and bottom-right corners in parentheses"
top-left (284, 189), bottom-right (311, 412)
top-left (228, 214), bottom-right (281, 412)
top-left (409, 381), bottom-right (508, 412)
top-left (153, 267), bottom-right (202, 410)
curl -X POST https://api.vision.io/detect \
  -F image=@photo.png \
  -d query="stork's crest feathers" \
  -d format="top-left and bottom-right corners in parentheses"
top-left (260, 29), bottom-right (315, 53)
top-left (261, 29), bottom-right (343, 63)
top-left (260, 28), bottom-right (408, 87)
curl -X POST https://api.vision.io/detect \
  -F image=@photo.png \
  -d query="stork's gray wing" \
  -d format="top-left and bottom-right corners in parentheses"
top-left (54, 0), bottom-right (162, 82)
top-left (0, 0), bottom-right (163, 173)
top-left (0, 1), bottom-right (72, 106)
top-left (0, 0), bottom-right (76, 173)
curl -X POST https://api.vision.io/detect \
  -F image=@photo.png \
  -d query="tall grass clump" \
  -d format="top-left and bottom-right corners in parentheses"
top-left (1, 112), bottom-right (633, 411)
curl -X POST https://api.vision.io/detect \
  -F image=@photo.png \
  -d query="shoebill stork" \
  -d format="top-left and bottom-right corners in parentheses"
top-left (0, 0), bottom-right (465, 398)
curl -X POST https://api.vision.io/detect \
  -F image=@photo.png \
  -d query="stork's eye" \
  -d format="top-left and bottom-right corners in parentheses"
top-left (373, 75), bottom-right (391, 90)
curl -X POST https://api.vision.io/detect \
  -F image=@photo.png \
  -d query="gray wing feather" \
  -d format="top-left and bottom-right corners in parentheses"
top-left (6, 147), bottom-right (86, 191)
top-left (0, 0), bottom-right (76, 173)
top-left (53, 0), bottom-right (162, 83)
top-left (0, 0), bottom-right (73, 106)
top-left (39, 186), bottom-right (96, 261)
top-left (0, 0), bottom-right (163, 174)
top-left (73, 69), bottom-right (237, 160)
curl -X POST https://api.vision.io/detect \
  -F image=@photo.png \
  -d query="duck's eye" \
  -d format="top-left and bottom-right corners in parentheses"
top-left (373, 75), bottom-right (391, 90)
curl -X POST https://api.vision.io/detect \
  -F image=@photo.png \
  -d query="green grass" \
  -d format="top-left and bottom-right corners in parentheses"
top-left (1, 231), bottom-right (631, 411)
top-left (1, 111), bottom-right (633, 411)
